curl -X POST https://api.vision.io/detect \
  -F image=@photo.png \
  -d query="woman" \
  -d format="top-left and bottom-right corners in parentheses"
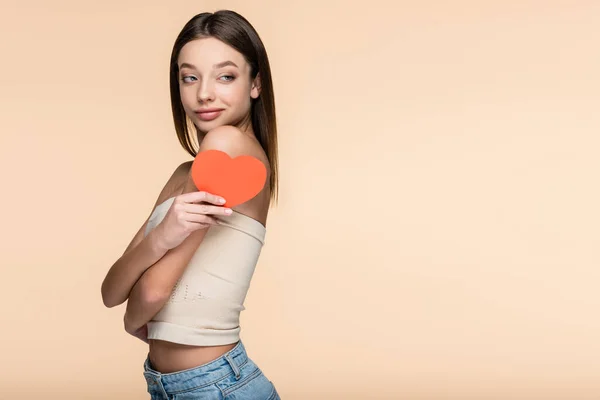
top-left (101, 10), bottom-right (280, 400)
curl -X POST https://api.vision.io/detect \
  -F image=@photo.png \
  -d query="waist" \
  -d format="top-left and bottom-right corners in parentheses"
top-left (147, 306), bottom-right (243, 346)
top-left (148, 339), bottom-right (239, 373)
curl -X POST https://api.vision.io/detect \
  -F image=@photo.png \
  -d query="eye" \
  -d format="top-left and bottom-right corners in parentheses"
top-left (181, 76), bottom-right (197, 83)
top-left (219, 75), bottom-right (235, 82)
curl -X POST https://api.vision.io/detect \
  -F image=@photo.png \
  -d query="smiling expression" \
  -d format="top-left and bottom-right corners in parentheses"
top-left (177, 37), bottom-right (260, 134)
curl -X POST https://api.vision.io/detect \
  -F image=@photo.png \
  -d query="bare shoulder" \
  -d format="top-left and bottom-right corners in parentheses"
top-left (171, 160), bottom-right (194, 185)
top-left (121, 160), bottom-right (193, 255)
top-left (200, 125), bottom-right (269, 165)
top-left (194, 125), bottom-right (272, 222)
top-left (198, 125), bottom-right (271, 184)
top-left (155, 160), bottom-right (194, 205)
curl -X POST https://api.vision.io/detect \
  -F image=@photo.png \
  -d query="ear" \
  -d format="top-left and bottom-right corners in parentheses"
top-left (250, 73), bottom-right (261, 99)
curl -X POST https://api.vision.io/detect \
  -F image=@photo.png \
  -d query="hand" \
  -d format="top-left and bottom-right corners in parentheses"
top-left (127, 322), bottom-right (149, 344)
top-left (154, 191), bottom-right (232, 251)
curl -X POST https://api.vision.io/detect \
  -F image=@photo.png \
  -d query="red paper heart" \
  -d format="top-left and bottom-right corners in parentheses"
top-left (190, 149), bottom-right (267, 208)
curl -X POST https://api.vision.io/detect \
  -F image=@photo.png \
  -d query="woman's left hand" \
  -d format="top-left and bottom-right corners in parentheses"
top-left (126, 321), bottom-right (149, 344)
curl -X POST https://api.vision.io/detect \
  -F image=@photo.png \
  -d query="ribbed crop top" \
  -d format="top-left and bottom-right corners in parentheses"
top-left (142, 196), bottom-right (267, 346)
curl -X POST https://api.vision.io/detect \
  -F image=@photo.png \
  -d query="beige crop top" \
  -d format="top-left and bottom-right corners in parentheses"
top-left (142, 196), bottom-right (267, 346)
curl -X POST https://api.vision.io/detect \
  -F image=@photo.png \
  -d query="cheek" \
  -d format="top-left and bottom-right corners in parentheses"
top-left (179, 88), bottom-right (195, 110)
top-left (221, 85), bottom-right (250, 106)
top-left (217, 85), bottom-right (238, 100)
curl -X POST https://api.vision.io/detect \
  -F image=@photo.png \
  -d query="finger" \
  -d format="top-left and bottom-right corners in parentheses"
top-left (184, 203), bottom-right (233, 216)
top-left (185, 218), bottom-right (219, 232)
top-left (180, 191), bottom-right (226, 205)
top-left (184, 213), bottom-right (220, 225)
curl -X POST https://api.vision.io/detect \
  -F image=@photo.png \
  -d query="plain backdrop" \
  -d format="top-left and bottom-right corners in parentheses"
top-left (1, 1), bottom-right (599, 399)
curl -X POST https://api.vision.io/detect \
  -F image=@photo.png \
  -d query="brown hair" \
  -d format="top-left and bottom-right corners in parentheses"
top-left (169, 10), bottom-right (279, 204)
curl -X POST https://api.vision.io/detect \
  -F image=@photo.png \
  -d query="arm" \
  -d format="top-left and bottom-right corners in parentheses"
top-left (123, 125), bottom-right (255, 333)
top-left (128, 322), bottom-right (149, 344)
top-left (101, 162), bottom-right (191, 308)
top-left (124, 225), bottom-right (209, 334)
top-left (102, 229), bottom-right (168, 308)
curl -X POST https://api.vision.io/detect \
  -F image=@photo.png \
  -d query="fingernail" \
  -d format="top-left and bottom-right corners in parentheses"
top-left (219, 198), bottom-right (226, 204)
top-left (224, 208), bottom-right (232, 214)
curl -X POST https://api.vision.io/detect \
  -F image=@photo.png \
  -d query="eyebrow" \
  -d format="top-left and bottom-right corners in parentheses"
top-left (179, 61), bottom-right (239, 70)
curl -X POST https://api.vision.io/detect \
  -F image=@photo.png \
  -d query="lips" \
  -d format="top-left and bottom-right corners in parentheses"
top-left (195, 108), bottom-right (224, 121)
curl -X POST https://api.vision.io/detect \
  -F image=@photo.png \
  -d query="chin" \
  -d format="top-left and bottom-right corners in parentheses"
top-left (192, 111), bottom-right (247, 134)
top-left (194, 119), bottom-right (226, 133)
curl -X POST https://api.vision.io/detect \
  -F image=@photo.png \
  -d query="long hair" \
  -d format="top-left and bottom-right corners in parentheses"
top-left (169, 10), bottom-right (279, 204)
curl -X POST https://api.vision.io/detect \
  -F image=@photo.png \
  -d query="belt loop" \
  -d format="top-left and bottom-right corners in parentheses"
top-left (224, 353), bottom-right (241, 380)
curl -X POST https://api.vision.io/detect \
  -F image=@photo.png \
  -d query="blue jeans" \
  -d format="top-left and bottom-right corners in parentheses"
top-left (143, 340), bottom-right (280, 399)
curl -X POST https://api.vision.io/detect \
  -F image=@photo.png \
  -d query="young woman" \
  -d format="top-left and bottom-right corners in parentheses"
top-left (101, 10), bottom-right (280, 400)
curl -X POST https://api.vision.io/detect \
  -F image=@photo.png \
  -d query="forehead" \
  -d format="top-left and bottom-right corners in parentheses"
top-left (177, 37), bottom-right (248, 70)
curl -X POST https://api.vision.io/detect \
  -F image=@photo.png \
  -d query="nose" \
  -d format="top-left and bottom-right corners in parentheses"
top-left (197, 80), bottom-right (215, 103)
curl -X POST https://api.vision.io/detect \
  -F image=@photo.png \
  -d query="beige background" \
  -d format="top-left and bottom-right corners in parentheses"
top-left (1, 0), bottom-right (599, 399)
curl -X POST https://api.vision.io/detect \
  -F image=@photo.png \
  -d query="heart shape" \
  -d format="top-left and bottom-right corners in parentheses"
top-left (190, 149), bottom-right (267, 208)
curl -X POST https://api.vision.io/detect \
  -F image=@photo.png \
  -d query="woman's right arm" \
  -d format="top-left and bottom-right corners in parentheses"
top-left (100, 162), bottom-right (190, 308)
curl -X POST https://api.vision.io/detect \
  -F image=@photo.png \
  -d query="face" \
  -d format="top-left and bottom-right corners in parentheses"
top-left (177, 37), bottom-right (260, 134)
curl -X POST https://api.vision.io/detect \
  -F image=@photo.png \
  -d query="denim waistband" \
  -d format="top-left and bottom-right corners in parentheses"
top-left (143, 340), bottom-right (248, 394)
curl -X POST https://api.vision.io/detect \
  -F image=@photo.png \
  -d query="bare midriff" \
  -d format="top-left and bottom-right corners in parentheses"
top-left (148, 339), bottom-right (238, 373)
